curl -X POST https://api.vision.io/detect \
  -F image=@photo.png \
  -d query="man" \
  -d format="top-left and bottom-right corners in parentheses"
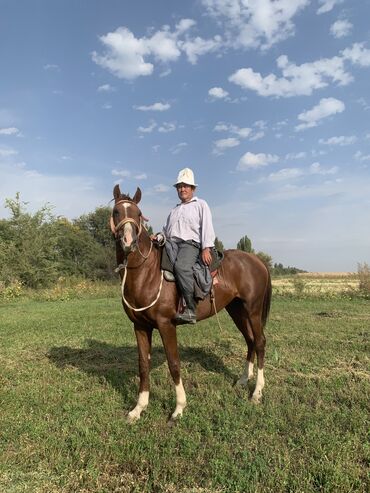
top-left (162, 167), bottom-right (215, 324)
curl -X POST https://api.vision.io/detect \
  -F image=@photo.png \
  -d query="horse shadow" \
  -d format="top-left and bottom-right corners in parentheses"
top-left (48, 339), bottom-right (237, 402)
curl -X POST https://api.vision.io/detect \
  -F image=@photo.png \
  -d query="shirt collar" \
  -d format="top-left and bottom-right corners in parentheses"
top-left (176, 196), bottom-right (198, 206)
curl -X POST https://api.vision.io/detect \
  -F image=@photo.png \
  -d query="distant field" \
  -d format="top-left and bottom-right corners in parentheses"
top-left (0, 295), bottom-right (369, 492)
top-left (272, 273), bottom-right (359, 297)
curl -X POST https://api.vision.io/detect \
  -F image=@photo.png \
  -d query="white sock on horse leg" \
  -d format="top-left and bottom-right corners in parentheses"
top-left (171, 379), bottom-right (186, 419)
top-left (128, 390), bottom-right (149, 421)
top-left (251, 368), bottom-right (264, 403)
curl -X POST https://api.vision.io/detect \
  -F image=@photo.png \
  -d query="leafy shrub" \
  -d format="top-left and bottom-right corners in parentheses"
top-left (291, 276), bottom-right (306, 297)
top-left (358, 262), bottom-right (370, 299)
top-left (0, 279), bottom-right (23, 300)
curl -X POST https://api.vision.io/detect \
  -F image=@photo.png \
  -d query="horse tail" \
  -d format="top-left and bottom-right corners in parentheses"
top-left (262, 268), bottom-right (272, 328)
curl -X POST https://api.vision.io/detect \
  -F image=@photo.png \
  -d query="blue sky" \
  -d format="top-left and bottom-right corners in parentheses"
top-left (1, 0), bottom-right (369, 271)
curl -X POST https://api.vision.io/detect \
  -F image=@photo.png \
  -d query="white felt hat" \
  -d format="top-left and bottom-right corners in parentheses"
top-left (173, 168), bottom-right (197, 187)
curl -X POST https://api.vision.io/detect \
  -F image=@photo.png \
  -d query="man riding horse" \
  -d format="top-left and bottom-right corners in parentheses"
top-left (156, 168), bottom-right (216, 324)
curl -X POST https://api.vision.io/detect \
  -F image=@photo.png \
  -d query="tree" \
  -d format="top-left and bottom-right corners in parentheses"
top-left (0, 194), bottom-right (59, 287)
top-left (256, 251), bottom-right (273, 270)
top-left (214, 236), bottom-right (224, 252)
top-left (74, 206), bottom-right (114, 248)
top-left (237, 235), bottom-right (253, 253)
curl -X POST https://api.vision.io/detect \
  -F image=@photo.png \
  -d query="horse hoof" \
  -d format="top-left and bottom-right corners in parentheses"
top-left (250, 395), bottom-right (262, 405)
top-left (235, 377), bottom-right (249, 388)
top-left (127, 412), bottom-right (140, 424)
top-left (167, 415), bottom-right (182, 428)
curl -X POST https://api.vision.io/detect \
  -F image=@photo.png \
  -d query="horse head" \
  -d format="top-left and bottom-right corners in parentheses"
top-left (111, 184), bottom-right (143, 255)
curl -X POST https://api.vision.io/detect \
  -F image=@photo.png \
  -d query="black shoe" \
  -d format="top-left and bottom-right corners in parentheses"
top-left (175, 308), bottom-right (197, 325)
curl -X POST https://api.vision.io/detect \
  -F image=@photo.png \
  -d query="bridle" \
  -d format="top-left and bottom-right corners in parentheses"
top-left (112, 198), bottom-right (163, 312)
top-left (111, 199), bottom-right (152, 260)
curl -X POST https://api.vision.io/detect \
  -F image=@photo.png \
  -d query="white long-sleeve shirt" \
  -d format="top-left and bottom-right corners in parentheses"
top-left (163, 196), bottom-right (215, 248)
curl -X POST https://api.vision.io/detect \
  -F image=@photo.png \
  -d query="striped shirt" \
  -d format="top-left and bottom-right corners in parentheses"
top-left (163, 196), bottom-right (215, 248)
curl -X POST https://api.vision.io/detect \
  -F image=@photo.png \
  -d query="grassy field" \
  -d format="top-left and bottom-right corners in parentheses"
top-left (0, 294), bottom-right (369, 493)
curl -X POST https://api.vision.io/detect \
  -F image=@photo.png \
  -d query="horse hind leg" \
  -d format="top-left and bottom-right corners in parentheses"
top-left (248, 311), bottom-right (266, 404)
top-left (128, 326), bottom-right (153, 422)
top-left (226, 299), bottom-right (256, 388)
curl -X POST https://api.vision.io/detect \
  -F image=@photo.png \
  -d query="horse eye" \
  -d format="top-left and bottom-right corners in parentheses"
top-left (113, 210), bottom-right (119, 216)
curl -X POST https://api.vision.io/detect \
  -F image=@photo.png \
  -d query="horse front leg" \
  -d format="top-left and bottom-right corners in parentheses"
top-left (128, 325), bottom-right (153, 422)
top-left (159, 324), bottom-right (187, 422)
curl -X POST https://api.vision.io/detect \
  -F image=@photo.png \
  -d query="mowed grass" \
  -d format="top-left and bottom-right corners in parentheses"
top-left (0, 296), bottom-right (369, 493)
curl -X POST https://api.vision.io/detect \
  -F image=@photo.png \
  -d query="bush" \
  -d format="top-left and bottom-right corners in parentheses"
top-left (358, 262), bottom-right (370, 299)
top-left (0, 279), bottom-right (23, 300)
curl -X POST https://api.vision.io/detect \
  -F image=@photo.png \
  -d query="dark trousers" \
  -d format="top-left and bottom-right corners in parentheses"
top-left (173, 241), bottom-right (200, 311)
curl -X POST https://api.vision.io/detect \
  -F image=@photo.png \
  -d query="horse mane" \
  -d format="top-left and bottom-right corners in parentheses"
top-left (117, 193), bottom-right (132, 201)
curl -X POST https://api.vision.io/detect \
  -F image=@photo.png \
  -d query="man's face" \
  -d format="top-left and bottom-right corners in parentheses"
top-left (176, 183), bottom-right (194, 203)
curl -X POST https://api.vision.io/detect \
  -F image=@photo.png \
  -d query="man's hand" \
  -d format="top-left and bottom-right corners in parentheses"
top-left (201, 247), bottom-right (212, 266)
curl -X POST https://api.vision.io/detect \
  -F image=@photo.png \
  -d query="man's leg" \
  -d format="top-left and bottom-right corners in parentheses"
top-left (174, 241), bottom-right (199, 320)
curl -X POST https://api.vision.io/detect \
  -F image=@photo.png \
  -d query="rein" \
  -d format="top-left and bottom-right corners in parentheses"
top-left (120, 265), bottom-right (164, 312)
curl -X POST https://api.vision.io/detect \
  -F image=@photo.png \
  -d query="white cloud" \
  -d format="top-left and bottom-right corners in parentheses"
top-left (317, 0), bottom-right (344, 15)
top-left (268, 168), bottom-right (304, 181)
top-left (170, 142), bottom-right (188, 155)
top-left (319, 135), bottom-right (357, 146)
top-left (137, 121), bottom-right (157, 133)
top-left (330, 19), bottom-right (352, 39)
top-left (309, 162), bottom-right (338, 175)
top-left (158, 122), bottom-right (176, 133)
top-left (249, 131), bottom-right (265, 141)
top-left (237, 152), bottom-right (278, 170)
top-left (159, 68), bottom-right (172, 77)
top-left (0, 127), bottom-right (20, 136)
top-left (295, 97), bottom-right (345, 131)
top-left (0, 147), bottom-right (18, 157)
top-left (354, 151), bottom-right (370, 162)
top-left (134, 102), bottom-right (171, 111)
top-left (43, 64), bottom-right (60, 71)
top-left (229, 52), bottom-right (351, 97)
top-left (92, 20), bottom-right (221, 79)
top-left (201, 0), bottom-right (309, 50)
top-left (214, 122), bottom-right (252, 139)
top-left (342, 43), bottom-right (370, 67)
top-left (213, 137), bottom-right (240, 154)
top-left (208, 87), bottom-right (229, 99)
top-left (285, 151), bottom-right (307, 160)
top-left (92, 27), bottom-right (155, 80)
top-left (102, 103), bottom-right (112, 110)
top-left (134, 173), bottom-right (147, 180)
top-left (0, 161), bottom-right (106, 219)
top-left (180, 36), bottom-right (222, 64)
top-left (97, 84), bottom-right (115, 92)
top-left (112, 169), bottom-right (131, 178)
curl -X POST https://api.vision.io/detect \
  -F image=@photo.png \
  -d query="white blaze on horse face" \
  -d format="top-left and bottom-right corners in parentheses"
top-left (171, 379), bottom-right (187, 419)
top-left (123, 221), bottom-right (134, 248)
top-left (128, 390), bottom-right (149, 422)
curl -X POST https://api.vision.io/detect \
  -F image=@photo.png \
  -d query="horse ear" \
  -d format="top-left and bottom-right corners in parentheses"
top-left (132, 187), bottom-right (142, 204)
top-left (113, 184), bottom-right (121, 201)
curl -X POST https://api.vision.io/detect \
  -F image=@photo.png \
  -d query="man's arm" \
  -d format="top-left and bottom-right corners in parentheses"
top-left (200, 200), bottom-right (215, 265)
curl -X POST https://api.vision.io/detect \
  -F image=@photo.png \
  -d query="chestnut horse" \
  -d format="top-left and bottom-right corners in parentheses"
top-left (111, 185), bottom-right (271, 422)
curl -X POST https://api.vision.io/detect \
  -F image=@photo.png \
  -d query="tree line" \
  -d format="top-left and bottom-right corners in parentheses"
top-left (0, 195), bottom-right (303, 289)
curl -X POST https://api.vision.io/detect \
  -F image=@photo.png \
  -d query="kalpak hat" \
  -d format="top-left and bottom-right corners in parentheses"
top-left (174, 167), bottom-right (197, 187)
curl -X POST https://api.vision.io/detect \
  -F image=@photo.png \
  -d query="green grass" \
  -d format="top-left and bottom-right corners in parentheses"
top-left (0, 296), bottom-right (369, 492)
